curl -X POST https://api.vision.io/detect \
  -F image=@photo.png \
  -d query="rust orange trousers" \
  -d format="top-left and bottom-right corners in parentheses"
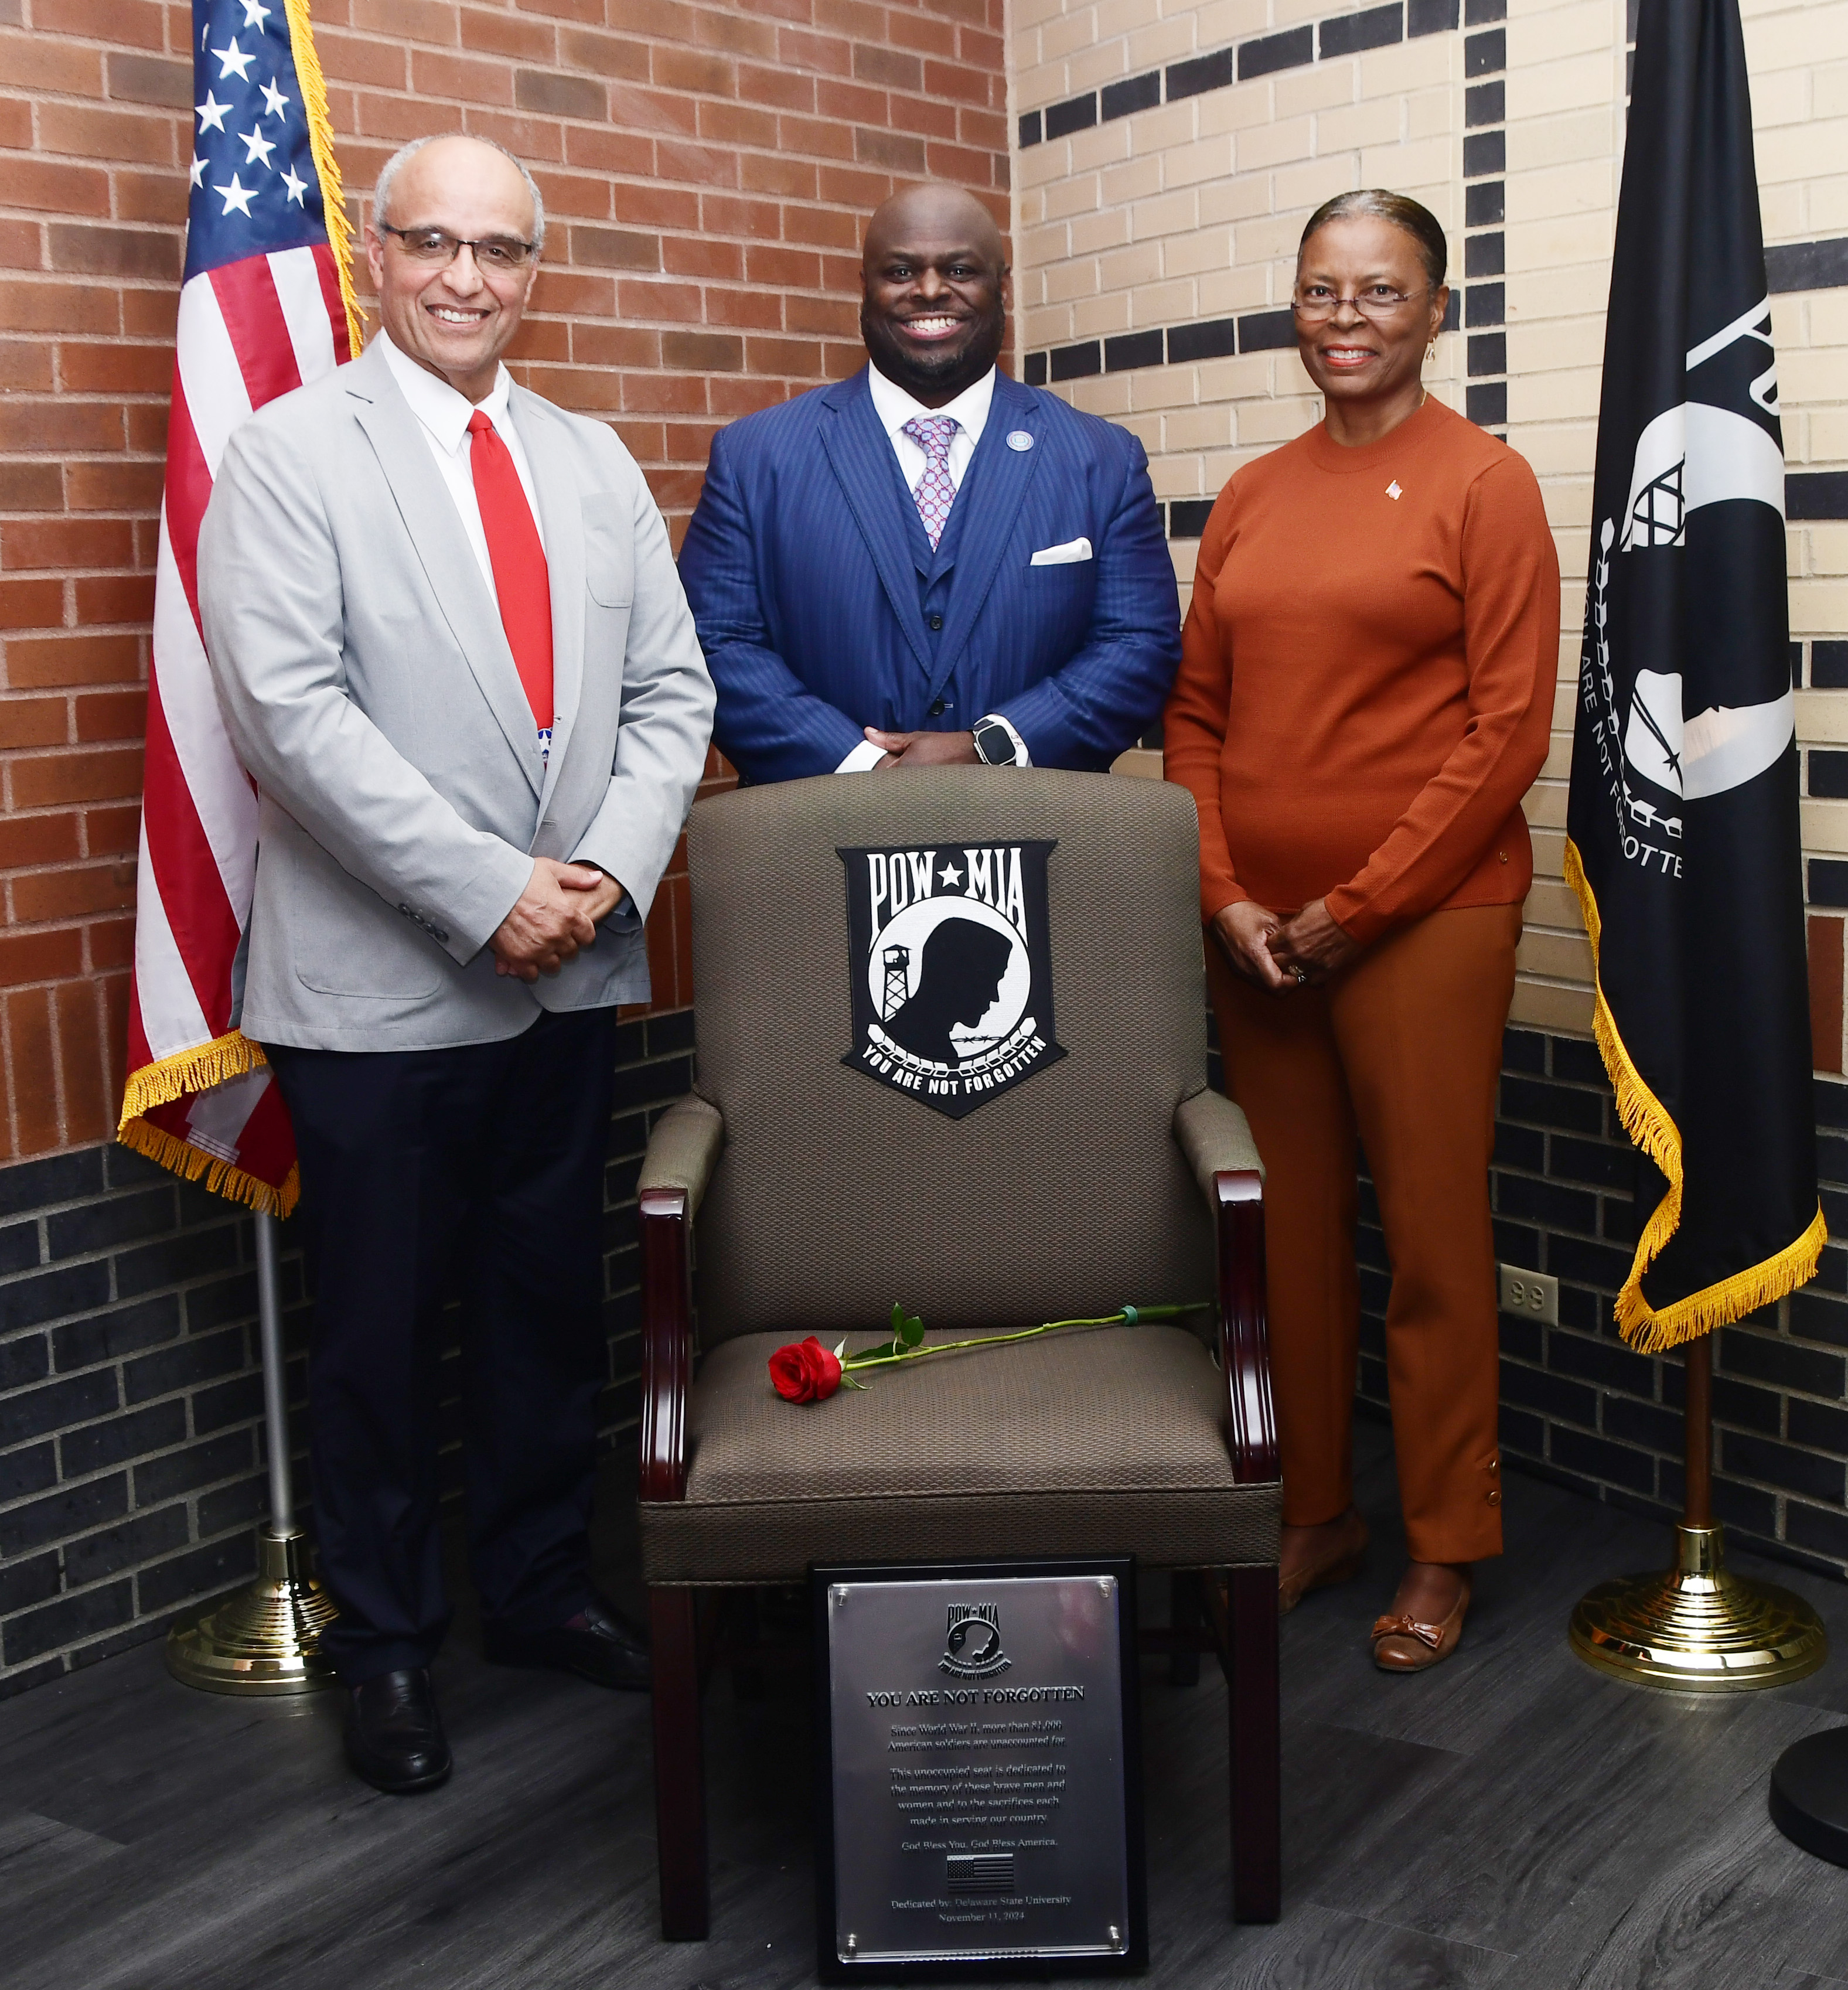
top-left (1208, 901), bottom-right (1519, 1565)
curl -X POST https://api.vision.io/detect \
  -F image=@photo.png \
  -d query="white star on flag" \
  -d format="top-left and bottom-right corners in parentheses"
top-left (212, 38), bottom-right (255, 80)
top-left (189, 154), bottom-right (206, 188)
top-left (280, 165), bottom-right (308, 205)
top-left (939, 864), bottom-right (963, 885)
top-left (240, 125), bottom-right (277, 167)
top-left (259, 77), bottom-right (289, 118)
top-left (196, 90), bottom-right (230, 133)
top-left (240, 0), bottom-right (272, 25)
top-left (213, 173), bottom-right (258, 217)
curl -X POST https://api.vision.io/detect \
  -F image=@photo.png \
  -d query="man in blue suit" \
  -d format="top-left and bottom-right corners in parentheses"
top-left (678, 185), bottom-right (1181, 782)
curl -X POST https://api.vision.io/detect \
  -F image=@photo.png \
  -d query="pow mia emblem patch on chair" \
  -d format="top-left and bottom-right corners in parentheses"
top-left (837, 840), bottom-right (1066, 1120)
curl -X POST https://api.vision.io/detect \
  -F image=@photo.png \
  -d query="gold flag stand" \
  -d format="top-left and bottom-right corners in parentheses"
top-left (166, 1212), bottom-right (339, 1694)
top-left (1569, 1334), bottom-right (1826, 1691)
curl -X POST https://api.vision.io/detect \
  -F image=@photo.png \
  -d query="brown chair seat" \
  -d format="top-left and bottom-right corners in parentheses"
top-left (639, 1324), bottom-right (1281, 1585)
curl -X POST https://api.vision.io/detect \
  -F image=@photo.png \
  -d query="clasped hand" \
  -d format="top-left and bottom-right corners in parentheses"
top-left (490, 857), bottom-right (625, 982)
top-left (1213, 897), bottom-right (1361, 993)
top-left (863, 726), bottom-right (979, 769)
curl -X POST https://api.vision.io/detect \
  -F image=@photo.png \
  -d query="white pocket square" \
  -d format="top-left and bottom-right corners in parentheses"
top-left (1030, 536), bottom-right (1093, 566)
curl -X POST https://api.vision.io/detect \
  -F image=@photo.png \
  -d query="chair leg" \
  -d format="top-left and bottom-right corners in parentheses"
top-left (1168, 1570), bottom-right (1203, 1687)
top-left (1226, 1565), bottom-right (1280, 1923)
top-left (650, 1585), bottom-right (708, 1941)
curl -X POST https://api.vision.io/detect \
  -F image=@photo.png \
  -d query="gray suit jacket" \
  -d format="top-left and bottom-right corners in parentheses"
top-left (198, 336), bottom-right (715, 1052)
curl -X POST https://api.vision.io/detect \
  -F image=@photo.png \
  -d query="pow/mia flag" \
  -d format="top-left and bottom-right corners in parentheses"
top-left (838, 840), bottom-right (1065, 1120)
top-left (1566, 0), bottom-right (1824, 1352)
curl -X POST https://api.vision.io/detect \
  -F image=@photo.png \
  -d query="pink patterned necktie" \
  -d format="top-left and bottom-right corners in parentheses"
top-left (901, 414), bottom-right (960, 548)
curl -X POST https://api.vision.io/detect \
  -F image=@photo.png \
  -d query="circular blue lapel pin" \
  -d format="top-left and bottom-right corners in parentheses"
top-left (1006, 430), bottom-right (1034, 452)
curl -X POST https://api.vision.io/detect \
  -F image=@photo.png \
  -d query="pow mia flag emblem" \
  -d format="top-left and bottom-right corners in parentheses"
top-left (838, 840), bottom-right (1065, 1120)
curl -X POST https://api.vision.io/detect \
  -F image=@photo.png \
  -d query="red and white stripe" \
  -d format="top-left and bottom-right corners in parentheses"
top-left (124, 243), bottom-right (352, 1200)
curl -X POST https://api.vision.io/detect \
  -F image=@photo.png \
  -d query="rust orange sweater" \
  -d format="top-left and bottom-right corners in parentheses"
top-left (1164, 396), bottom-right (1560, 948)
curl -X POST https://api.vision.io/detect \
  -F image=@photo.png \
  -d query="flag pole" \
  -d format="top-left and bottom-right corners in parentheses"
top-left (165, 1211), bottom-right (339, 1694)
top-left (1567, 1331), bottom-right (1825, 1691)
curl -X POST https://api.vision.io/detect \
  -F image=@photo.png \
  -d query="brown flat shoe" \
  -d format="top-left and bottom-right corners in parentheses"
top-left (1278, 1507), bottom-right (1369, 1616)
top-left (1371, 1575), bottom-right (1471, 1672)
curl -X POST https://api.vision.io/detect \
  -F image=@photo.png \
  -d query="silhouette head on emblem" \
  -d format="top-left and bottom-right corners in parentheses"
top-left (882, 918), bottom-right (1015, 1068)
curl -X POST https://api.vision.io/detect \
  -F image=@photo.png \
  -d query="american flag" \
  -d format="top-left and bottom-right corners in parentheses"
top-left (117, 0), bottom-right (360, 1214)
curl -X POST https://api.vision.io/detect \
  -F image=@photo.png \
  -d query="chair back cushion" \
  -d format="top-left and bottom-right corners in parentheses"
top-left (688, 766), bottom-right (1214, 1340)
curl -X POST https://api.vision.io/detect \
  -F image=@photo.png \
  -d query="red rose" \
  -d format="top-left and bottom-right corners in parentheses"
top-left (769, 1335), bottom-right (843, 1403)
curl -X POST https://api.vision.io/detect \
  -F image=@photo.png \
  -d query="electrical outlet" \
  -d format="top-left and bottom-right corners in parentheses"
top-left (1499, 1265), bottom-right (1559, 1324)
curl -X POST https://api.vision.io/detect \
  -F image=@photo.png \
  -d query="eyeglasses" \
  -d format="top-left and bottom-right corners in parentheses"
top-left (1290, 283), bottom-right (1430, 322)
top-left (378, 223), bottom-right (537, 271)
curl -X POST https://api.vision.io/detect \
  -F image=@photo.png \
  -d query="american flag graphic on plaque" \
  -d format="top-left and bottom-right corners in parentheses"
top-left (117, 0), bottom-right (362, 1214)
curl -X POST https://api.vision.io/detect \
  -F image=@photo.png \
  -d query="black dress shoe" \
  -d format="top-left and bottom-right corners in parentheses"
top-left (482, 1596), bottom-right (650, 1691)
top-left (343, 1667), bottom-right (452, 1794)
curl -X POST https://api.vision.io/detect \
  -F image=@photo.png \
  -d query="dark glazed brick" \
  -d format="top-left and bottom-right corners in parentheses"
top-left (0, 1222), bottom-right (39, 1277)
top-left (1791, 1292), bottom-right (1848, 1345)
top-left (114, 1226), bottom-right (240, 1299)
top-left (1823, 1187), bottom-right (1848, 1238)
top-left (0, 1149), bottom-right (104, 1219)
top-left (1166, 49), bottom-right (1234, 100)
top-left (1167, 317), bottom-right (1238, 364)
top-left (0, 1660), bottom-right (67, 1701)
top-left (1044, 94), bottom-right (1097, 140)
top-left (1602, 1396), bottom-right (1682, 1453)
top-left (105, 1144), bottom-right (180, 1192)
top-left (1018, 110), bottom-right (1042, 148)
top-left (0, 1262), bottom-right (111, 1335)
top-left (1499, 1359), bottom-right (1595, 1425)
top-left (58, 1399), bottom-right (186, 1477)
top-left (63, 1505), bottom-right (189, 1587)
top-left (1812, 642), bottom-right (1848, 690)
top-left (1319, 5), bottom-right (1403, 60)
top-left (198, 1473), bottom-right (270, 1536)
top-left (1465, 26), bottom-right (1506, 72)
top-left (45, 1188), bottom-right (176, 1262)
top-left (1101, 71), bottom-right (1161, 120)
top-left (1811, 751), bottom-right (1848, 799)
top-left (1815, 1078), bottom-right (1848, 1129)
top-left (1495, 1174), bottom-right (1595, 1234)
top-left (1813, 1245), bottom-right (1847, 1293)
top-left (0, 1441), bottom-right (56, 1504)
top-left (1818, 1133), bottom-right (1848, 1186)
top-left (1498, 1313), bottom-right (1543, 1362)
top-left (0, 1550), bottom-right (60, 1616)
top-left (646, 1008), bottom-right (694, 1057)
top-left (1720, 1327), bottom-right (1844, 1397)
top-left (1465, 0), bottom-right (1506, 19)
top-left (1238, 309), bottom-right (1297, 352)
top-left (190, 1373), bottom-right (265, 1434)
top-left (1547, 1326), bottom-right (1655, 1395)
top-left (1468, 332), bottom-right (1507, 379)
top-left (1501, 1076), bottom-right (1603, 1134)
top-left (0, 1473), bottom-right (127, 1557)
top-left (1503, 1028), bottom-right (1546, 1073)
top-left (0, 1368), bottom-right (119, 1446)
top-left (142, 1430), bottom-right (255, 1507)
top-left (1600, 1197), bottom-right (1639, 1246)
top-left (1104, 329), bottom-right (1164, 373)
top-left (1789, 1397), bottom-right (1848, 1453)
top-left (1492, 1220), bottom-right (1541, 1269)
top-left (3, 1580), bottom-right (133, 1665)
top-left (1549, 1136), bottom-right (1632, 1189)
top-left (137, 1531), bottom-right (261, 1616)
top-left (1464, 131), bottom-right (1505, 178)
top-left (1408, 0), bottom-right (1458, 31)
top-left (1049, 343), bottom-right (1102, 383)
top-left (1466, 282), bottom-right (1506, 328)
top-left (1722, 1432), bottom-right (1845, 1503)
top-left (0, 1330), bottom-right (48, 1391)
top-left (1549, 1235), bottom-right (1636, 1292)
top-left (1239, 28), bottom-right (1313, 79)
top-left (1818, 854), bottom-right (1848, 904)
top-left (1550, 1038), bottom-right (1608, 1086)
top-left (1789, 472), bottom-right (1848, 522)
top-left (1498, 1405), bottom-right (1545, 1454)
top-left (1168, 500), bottom-right (1215, 539)
top-left (1492, 1122), bottom-right (1544, 1171)
top-left (1787, 1500), bottom-right (1848, 1563)
top-left (183, 1272), bottom-right (260, 1334)
top-left (1465, 182), bottom-right (1506, 229)
top-left (1765, 238), bottom-right (1848, 295)
top-left (123, 1328), bottom-right (248, 1406)
top-left (1465, 233), bottom-right (1505, 277)
top-left (1022, 352), bottom-right (1048, 387)
top-left (52, 1295), bottom-right (180, 1372)
top-left (1465, 80), bottom-right (1505, 125)
top-left (1712, 1376), bottom-right (1783, 1434)
top-left (1709, 1477), bottom-right (1779, 1537)
top-left (1550, 1426), bottom-right (1653, 1494)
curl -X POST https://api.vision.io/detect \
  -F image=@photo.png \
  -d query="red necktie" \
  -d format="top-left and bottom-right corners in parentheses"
top-left (466, 409), bottom-right (554, 733)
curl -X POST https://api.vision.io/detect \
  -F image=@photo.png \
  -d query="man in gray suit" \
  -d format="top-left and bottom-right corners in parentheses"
top-left (199, 133), bottom-right (714, 1795)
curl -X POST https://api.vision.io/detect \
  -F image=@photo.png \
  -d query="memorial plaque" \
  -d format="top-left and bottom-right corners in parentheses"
top-left (813, 1558), bottom-right (1145, 1979)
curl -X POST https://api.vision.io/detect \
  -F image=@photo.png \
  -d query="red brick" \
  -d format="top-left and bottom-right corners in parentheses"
top-left (787, 292), bottom-right (858, 338)
top-left (5, 986), bottom-right (57, 1153)
top-left (662, 236), bottom-right (743, 281)
top-left (98, 965), bottom-right (130, 1130)
top-left (778, 26), bottom-right (853, 76)
top-left (411, 48), bottom-right (514, 102)
top-left (4, 629), bottom-right (140, 684)
top-left (563, 125), bottom-right (655, 178)
top-left (0, 342), bottom-right (55, 392)
top-left (349, 0), bottom-right (459, 46)
top-left (699, 193), bottom-right (779, 238)
top-left (0, 404), bottom-right (123, 455)
top-left (118, 287), bottom-right (176, 339)
top-left (783, 203), bottom-right (862, 251)
top-left (111, 171), bottom-right (189, 226)
top-left (8, 746), bottom-right (145, 808)
top-left (621, 371), bottom-right (707, 415)
top-left (705, 285), bottom-right (785, 330)
top-left (104, 49), bottom-right (189, 105)
top-left (889, 91), bottom-right (959, 141)
top-left (814, 0), bottom-right (884, 34)
top-left (87, 913), bottom-right (135, 968)
top-left (0, 929), bottom-right (83, 987)
top-left (503, 317), bottom-right (571, 363)
top-left (741, 152), bottom-right (819, 199)
top-left (73, 691), bottom-right (146, 741)
top-left (64, 461), bottom-right (163, 511)
top-left (572, 323), bottom-right (661, 367)
top-left (508, 0), bottom-right (599, 22)
top-left (816, 77), bottom-right (887, 125)
top-left (514, 66), bottom-right (605, 118)
top-left (0, 697), bottom-right (70, 748)
top-left (0, 813), bottom-right (80, 869)
top-left (616, 278), bottom-right (704, 322)
top-left (654, 45), bottom-right (734, 96)
top-left (0, 581), bottom-right (64, 631)
top-left (53, 976), bottom-right (110, 1144)
top-left (12, 856), bottom-right (135, 921)
top-left (0, 462), bottom-right (65, 512)
top-left (37, 103), bottom-right (178, 166)
top-left (0, 98), bottom-right (30, 149)
top-left (82, 805), bottom-right (139, 857)
top-left (817, 163), bottom-right (891, 209)
top-left (710, 374), bottom-right (790, 418)
top-left (0, 281), bottom-right (121, 335)
top-left (692, 6), bottom-right (775, 56)
top-left (854, 42), bottom-right (920, 90)
top-left (888, 9), bottom-right (956, 56)
top-left (56, 341), bottom-right (170, 396)
top-left (663, 418), bottom-right (722, 461)
top-left (609, 183), bottom-right (700, 231)
top-left (123, 403), bottom-right (168, 454)
top-left (463, 7), bottom-right (559, 60)
top-left (608, 81), bottom-right (700, 136)
top-left (568, 225), bottom-right (660, 270)
top-left (618, 0), bottom-right (696, 35)
top-left (457, 110), bottom-right (568, 161)
top-left (926, 140), bottom-right (997, 185)
top-left (697, 99), bottom-right (776, 148)
top-left (610, 419), bottom-right (665, 462)
top-left (316, 26), bottom-right (410, 85)
top-left (776, 114), bottom-right (855, 162)
top-left (662, 329), bottom-right (743, 371)
top-left (738, 60), bottom-right (814, 113)
top-left (745, 335), bottom-right (820, 376)
top-left (745, 243), bottom-right (820, 288)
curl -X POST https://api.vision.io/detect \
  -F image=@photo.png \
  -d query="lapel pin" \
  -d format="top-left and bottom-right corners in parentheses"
top-left (1386, 481), bottom-right (1403, 500)
top-left (1006, 430), bottom-right (1034, 452)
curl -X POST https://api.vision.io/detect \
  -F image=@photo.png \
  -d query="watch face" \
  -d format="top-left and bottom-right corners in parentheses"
top-left (975, 721), bottom-right (1012, 765)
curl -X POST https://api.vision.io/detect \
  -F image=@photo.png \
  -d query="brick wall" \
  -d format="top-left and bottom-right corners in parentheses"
top-left (0, 0), bottom-right (1011, 1163)
top-left (0, 0), bottom-right (1011, 1691)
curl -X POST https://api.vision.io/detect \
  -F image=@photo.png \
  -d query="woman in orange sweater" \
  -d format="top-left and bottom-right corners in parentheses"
top-left (1165, 190), bottom-right (1559, 1672)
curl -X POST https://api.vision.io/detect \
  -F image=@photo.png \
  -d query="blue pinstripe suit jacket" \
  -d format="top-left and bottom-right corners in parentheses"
top-left (678, 365), bottom-right (1182, 784)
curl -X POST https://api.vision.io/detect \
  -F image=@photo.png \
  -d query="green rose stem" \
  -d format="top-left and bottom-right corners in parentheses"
top-left (831, 1300), bottom-right (1211, 1389)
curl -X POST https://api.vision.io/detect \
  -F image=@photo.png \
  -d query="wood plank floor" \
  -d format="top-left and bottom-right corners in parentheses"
top-left (7, 1421), bottom-right (1848, 1989)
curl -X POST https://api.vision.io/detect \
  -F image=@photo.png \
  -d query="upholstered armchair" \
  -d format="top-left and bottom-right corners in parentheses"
top-left (634, 766), bottom-right (1280, 1940)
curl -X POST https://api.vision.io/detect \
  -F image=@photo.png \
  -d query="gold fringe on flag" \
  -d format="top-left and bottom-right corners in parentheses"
top-left (1565, 836), bottom-right (1826, 1352)
top-left (283, 0), bottom-right (364, 358)
top-left (118, 1025), bottom-right (268, 1122)
top-left (117, 1113), bottom-right (299, 1219)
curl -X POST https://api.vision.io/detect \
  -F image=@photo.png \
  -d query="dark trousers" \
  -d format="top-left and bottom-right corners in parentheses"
top-left (266, 1007), bottom-right (618, 1683)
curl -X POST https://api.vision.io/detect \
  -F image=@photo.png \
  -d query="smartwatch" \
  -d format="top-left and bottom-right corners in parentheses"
top-left (972, 716), bottom-right (1018, 766)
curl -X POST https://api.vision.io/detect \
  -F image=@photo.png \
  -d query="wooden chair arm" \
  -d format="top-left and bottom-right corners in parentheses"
top-left (639, 1186), bottom-right (693, 1503)
top-left (1215, 1170), bottom-right (1278, 1484)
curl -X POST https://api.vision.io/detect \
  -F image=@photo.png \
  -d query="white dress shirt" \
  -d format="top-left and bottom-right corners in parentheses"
top-left (380, 332), bottom-right (546, 597)
top-left (838, 363), bottom-right (1027, 773)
